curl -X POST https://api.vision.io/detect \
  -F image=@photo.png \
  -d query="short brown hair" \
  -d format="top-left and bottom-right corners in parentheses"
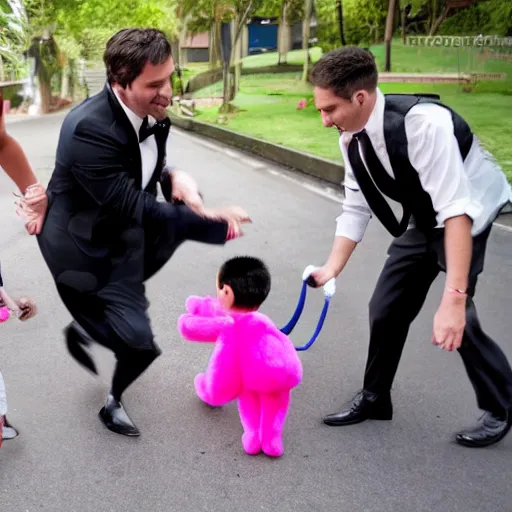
top-left (104, 28), bottom-right (172, 88)
top-left (310, 46), bottom-right (378, 100)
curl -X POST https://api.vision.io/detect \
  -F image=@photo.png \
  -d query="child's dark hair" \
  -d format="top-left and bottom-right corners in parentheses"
top-left (218, 256), bottom-right (271, 309)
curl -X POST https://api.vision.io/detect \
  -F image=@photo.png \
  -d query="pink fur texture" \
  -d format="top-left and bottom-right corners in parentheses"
top-left (177, 295), bottom-right (303, 457)
top-left (0, 306), bottom-right (10, 323)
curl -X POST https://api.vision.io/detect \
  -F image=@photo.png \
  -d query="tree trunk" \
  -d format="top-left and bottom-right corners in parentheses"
top-left (221, 60), bottom-right (231, 109)
top-left (429, 5), bottom-right (450, 35)
top-left (384, 0), bottom-right (398, 71)
top-left (302, 0), bottom-right (313, 82)
top-left (278, 1), bottom-right (290, 65)
top-left (336, 0), bottom-right (346, 46)
top-left (60, 65), bottom-right (69, 98)
top-left (38, 73), bottom-right (52, 113)
top-left (209, 21), bottom-right (222, 68)
top-left (401, 5), bottom-right (407, 42)
top-left (232, 18), bottom-right (243, 98)
top-left (227, 1), bottom-right (255, 101)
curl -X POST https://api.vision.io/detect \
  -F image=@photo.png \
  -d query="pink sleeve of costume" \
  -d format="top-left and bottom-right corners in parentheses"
top-left (185, 295), bottom-right (226, 318)
top-left (177, 314), bottom-right (233, 342)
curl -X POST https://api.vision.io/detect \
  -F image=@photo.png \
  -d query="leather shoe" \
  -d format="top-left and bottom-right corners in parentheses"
top-left (323, 390), bottom-right (392, 426)
top-left (1, 416), bottom-right (19, 440)
top-left (456, 411), bottom-right (511, 448)
top-left (65, 321), bottom-right (98, 375)
top-left (99, 394), bottom-right (140, 437)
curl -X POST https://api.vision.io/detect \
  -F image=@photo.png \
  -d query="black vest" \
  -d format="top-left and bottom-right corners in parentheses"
top-left (352, 93), bottom-right (474, 236)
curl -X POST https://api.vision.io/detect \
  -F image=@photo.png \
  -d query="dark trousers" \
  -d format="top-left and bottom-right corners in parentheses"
top-left (363, 225), bottom-right (512, 417)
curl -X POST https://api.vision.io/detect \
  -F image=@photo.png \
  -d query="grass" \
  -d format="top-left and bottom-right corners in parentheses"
top-left (368, 42), bottom-right (511, 75)
top-left (188, 43), bottom-right (512, 181)
top-left (241, 46), bottom-right (323, 68)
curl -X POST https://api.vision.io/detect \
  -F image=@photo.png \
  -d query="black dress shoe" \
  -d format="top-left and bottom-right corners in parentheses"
top-left (99, 394), bottom-right (140, 437)
top-left (323, 390), bottom-right (393, 426)
top-left (65, 322), bottom-right (98, 375)
top-left (1, 416), bottom-right (19, 440)
top-left (455, 411), bottom-right (512, 448)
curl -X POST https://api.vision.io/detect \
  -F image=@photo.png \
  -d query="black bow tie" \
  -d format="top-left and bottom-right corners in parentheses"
top-left (138, 116), bottom-right (171, 143)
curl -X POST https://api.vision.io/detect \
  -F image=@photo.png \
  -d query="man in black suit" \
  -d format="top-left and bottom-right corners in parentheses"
top-left (33, 28), bottom-right (250, 437)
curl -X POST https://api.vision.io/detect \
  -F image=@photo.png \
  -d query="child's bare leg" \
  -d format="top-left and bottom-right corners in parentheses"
top-left (0, 370), bottom-right (7, 418)
top-left (237, 390), bottom-right (262, 455)
top-left (260, 391), bottom-right (291, 457)
top-left (0, 370), bottom-right (18, 441)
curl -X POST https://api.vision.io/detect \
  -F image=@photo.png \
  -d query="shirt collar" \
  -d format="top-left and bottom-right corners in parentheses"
top-left (112, 87), bottom-right (155, 137)
top-left (364, 87), bottom-right (385, 139)
top-left (340, 87), bottom-right (384, 146)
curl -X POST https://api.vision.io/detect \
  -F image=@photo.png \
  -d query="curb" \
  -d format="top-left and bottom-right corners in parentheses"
top-left (167, 112), bottom-right (345, 186)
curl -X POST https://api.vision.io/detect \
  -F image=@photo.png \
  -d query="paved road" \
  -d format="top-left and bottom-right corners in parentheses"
top-left (1, 112), bottom-right (511, 512)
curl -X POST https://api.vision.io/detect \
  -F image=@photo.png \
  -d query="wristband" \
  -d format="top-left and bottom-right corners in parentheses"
top-left (446, 286), bottom-right (467, 295)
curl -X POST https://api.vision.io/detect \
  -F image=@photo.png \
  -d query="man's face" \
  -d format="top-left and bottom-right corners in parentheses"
top-left (314, 86), bottom-right (370, 134)
top-left (120, 56), bottom-right (175, 120)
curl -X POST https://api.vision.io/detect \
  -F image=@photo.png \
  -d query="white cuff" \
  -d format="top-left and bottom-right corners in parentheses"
top-left (335, 213), bottom-right (370, 243)
top-left (436, 199), bottom-right (483, 226)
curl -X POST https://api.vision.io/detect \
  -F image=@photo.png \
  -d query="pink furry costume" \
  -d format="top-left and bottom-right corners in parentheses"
top-left (178, 295), bottom-right (303, 457)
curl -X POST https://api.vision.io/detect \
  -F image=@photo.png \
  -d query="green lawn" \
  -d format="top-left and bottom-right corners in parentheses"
top-left (369, 42), bottom-right (511, 75)
top-left (192, 72), bottom-right (512, 181)
top-left (241, 46), bottom-right (323, 68)
top-left (181, 40), bottom-right (511, 80)
top-left (187, 42), bottom-right (512, 181)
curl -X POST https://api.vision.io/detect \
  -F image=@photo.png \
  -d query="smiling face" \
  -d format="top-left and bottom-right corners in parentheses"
top-left (309, 46), bottom-right (379, 135)
top-left (104, 28), bottom-right (174, 120)
top-left (115, 56), bottom-right (174, 120)
top-left (314, 86), bottom-right (374, 134)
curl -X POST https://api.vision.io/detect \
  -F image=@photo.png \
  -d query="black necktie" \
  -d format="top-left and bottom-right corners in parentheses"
top-left (348, 129), bottom-right (410, 237)
top-left (139, 116), bottom-right (171, 143)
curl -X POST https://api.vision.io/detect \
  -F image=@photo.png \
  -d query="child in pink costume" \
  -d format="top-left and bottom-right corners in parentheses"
top-left (177, 256), bottom-right (303, 457)
top-left (0, 263), bottom-right (38, 448)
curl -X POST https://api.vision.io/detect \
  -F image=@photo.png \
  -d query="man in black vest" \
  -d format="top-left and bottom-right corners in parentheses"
top-left (32, 28), bottom-right (250, 437)
top-left (309, 46), bottom-right (512, 447)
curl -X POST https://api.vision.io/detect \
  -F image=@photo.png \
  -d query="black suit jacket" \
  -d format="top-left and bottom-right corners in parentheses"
top-left (37, 83), bottom-right (228, 297)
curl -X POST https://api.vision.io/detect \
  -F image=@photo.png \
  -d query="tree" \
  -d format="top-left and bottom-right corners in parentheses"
top-left (336, 0), bottom-right (346, 45)
top-left (302, 0), bottom-right (314, 82)
top-left (384, 0), bottom-right (397, 70)
top-left (21, 0), bottom-right (179, 113)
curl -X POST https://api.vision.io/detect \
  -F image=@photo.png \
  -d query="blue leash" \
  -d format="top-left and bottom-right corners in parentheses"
top-left (280, 266), bottom-right (336, 352)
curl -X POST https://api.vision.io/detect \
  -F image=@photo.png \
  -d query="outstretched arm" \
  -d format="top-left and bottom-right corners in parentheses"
top-left (177, 314), bottom-right (233, 342)
top-left (70, 119), bottom-right (250, 242)
top-left (0, 97), bottom-right (38, 195)
top-left (185, 295), bottom-right (226, 317)
top-left (0, 96), bottom-right (48, 235)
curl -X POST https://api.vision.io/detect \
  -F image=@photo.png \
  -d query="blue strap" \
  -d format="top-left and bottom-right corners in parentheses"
top-left (280, 267), bottom-right (335, 351)
top-left (280, 280), bottom-right (307, 335)
top-left (294, 296), bottom-right (331, 351)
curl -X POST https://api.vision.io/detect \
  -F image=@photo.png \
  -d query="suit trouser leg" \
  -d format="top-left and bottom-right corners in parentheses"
top-left (433, 223), bottom-right (512, 417)
top-left (363, 225), bottom-right (512, 418)
top-left (458, 295), bottom-right (512, 418)
top-left (0, 370), bottom-right (7, 417)
top-left (58, 282), bottom-right (161, 402)
top-left (363, 228), bottom-right (440, 395)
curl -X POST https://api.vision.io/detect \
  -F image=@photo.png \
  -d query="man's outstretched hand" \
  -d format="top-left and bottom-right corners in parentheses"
top-left (202, 205), bottom-right (252, 240)
top-left (15, 183), bottom-right (48, 235)
top-left (167, 170), bottom-right (251, 237)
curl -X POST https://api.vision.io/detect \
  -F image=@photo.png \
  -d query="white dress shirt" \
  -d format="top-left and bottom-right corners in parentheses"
top-left (336, 87), bottom-right (512, 242)
top-left (113, 88), bottom-right (158, 190)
